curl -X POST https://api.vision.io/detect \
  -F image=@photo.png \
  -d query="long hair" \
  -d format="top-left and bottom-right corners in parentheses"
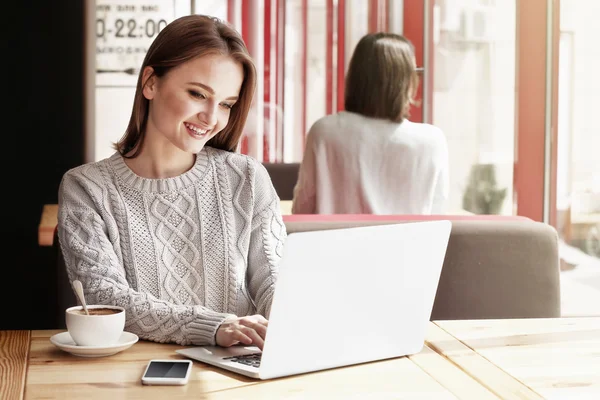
top-left (114, 15), bottom-right (257, 157)
top-left (344, 32), bottom-right (419, 123)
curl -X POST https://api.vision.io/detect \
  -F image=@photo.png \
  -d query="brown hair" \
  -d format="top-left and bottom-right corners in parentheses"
top-left (344, 32), bottom-right (419, 123)
top-left (114, 15), bottom-right (257, 157)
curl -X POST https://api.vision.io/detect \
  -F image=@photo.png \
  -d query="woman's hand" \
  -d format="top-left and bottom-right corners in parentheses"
top-left (215, 314), bottom-right (269, 350)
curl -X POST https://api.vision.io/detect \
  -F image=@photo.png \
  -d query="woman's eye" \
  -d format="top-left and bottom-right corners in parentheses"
top-left (221, 103), bottom-right (234, 110)
top-left (188, 90), bottom-right (206, 99)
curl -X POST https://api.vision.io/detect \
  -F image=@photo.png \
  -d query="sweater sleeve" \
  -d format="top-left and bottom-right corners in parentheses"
top-left (246, 163), bottom-right (287, 318)
top-left (57, 168), bottom-right (234, 346)
top-left (291, 125), bottom-right (318, 214)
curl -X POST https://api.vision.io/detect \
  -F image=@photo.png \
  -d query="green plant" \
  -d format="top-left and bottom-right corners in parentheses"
top-left (462, 164), bottom-right (507, 215)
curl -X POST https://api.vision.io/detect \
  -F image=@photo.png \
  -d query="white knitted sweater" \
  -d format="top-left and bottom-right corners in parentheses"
top-left (57, 146), bottom-right (287, 345)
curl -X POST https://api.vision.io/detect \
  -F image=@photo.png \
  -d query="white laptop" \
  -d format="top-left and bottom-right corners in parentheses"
top-left (176, 220), bottom-right (451, 380)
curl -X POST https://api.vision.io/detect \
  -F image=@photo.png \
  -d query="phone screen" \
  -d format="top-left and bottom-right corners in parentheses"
top-left (144, 361), bottom-right (190, 378)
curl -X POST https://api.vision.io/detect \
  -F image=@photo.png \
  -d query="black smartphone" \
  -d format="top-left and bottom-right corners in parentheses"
top-left (141, 359), bottom-right (193, 385)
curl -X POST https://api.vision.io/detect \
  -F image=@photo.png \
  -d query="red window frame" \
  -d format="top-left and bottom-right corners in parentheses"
top-left (403, 0), bottom-right (560, 224)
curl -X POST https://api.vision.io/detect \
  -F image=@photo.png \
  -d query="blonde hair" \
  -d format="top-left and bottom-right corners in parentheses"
top-left (115, 15), bottom-right (256, 157)
top-left (344, 32), bottom-right (419, 123)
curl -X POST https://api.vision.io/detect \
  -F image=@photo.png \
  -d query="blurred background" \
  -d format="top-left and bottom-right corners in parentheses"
top-left (6, 0), bottom-right (599, 329)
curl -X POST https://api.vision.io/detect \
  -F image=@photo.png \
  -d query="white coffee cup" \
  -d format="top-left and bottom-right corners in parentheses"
top-left (65, 305), bottom-right (126, 347)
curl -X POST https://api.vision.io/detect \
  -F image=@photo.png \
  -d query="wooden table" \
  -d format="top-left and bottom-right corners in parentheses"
top-left (2, 318), bottom-right (600, 399)
top-left (38, 204), bottom-right (58, 247)
top-left (430, 317), bottom-right (600, 399)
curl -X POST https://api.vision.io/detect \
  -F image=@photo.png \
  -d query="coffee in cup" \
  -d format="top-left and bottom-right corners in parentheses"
top-left (69, 308), bottom-right (121, 316)
top-left (66, 305), bottom-right (126, 347)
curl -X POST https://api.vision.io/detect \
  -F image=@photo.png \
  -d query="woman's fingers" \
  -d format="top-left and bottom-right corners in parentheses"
top-left (240, 326), bottom-right (265, 350)
top-left (240, 314), bottom-right (268, 326)
top-left (238, 319), bottom-right (268, 339)
top-left (217, 322), bottom-right (251, 347)
top-left (254, 314), bottom-right (269, 325)
top-left (229, 330), bottom-right (253, 346)
top-left (216, 315), bottom-right (270, 350)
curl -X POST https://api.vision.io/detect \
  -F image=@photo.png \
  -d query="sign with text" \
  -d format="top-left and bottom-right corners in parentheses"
top-left (96, 1), bottom-right (176, 87)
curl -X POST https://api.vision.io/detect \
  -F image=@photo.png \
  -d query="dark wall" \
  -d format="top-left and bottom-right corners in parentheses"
top-left (4, 1), bottom-right (85, 329)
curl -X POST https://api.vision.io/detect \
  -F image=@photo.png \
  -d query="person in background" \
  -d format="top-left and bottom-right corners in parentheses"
top-left (57, 15), bottom-right (286, 350)
top-left (292, 32), bottom-right (449, 215)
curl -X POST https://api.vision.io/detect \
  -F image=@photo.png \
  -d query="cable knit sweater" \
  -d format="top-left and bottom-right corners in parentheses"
top-left (57, 146), bottom-right (287, 346)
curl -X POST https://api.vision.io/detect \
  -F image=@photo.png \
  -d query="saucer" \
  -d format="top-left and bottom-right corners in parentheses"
top-left (50, 331), bottom-right (139, 357)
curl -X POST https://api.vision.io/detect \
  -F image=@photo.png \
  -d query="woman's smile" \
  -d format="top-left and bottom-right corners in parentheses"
top-left (184, 122), bottom-right (210, 139)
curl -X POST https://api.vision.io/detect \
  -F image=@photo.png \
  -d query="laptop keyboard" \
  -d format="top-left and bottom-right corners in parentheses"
top-left (224, 353), bottom-right (262, 368)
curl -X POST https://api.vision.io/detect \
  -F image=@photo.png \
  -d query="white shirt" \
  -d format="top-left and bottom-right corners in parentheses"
top-left (292, 111), bottom-right (449, 214)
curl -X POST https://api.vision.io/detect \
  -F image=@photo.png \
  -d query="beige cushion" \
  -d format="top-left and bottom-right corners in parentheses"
top-left (285, 219), bottom-right (561, 319)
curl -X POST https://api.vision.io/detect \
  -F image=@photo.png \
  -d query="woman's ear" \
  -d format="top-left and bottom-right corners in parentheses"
top-left (141, 66), bottom-right (156, 100)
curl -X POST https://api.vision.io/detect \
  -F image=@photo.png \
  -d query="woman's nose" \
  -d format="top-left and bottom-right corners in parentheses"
top-left (199, 102), bottom-right (218, 127)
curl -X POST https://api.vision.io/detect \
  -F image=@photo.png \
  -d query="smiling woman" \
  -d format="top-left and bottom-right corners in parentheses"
top-left (56, 15), bottom-right (287, 351)
top-left (133, 52), bottom-right (244, 172)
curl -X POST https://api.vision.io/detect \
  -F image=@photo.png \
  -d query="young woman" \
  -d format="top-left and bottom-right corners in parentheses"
top-left (292, 32), bottom-right (449, 215)
top-left (57, 15), bottom-right (286, 350)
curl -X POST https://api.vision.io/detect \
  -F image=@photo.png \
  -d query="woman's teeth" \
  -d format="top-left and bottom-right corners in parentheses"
top-left (185, 122), bottom-right (208, 136)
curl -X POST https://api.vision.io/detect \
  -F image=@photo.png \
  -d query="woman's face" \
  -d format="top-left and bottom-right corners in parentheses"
top-left (142, 53), bottom-right (244, 154)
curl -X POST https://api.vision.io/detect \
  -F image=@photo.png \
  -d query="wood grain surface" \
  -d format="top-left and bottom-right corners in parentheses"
top-left (435, 317), bottom-right (600, 399)
top-left (0, 330), bottom-right (31, 400)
